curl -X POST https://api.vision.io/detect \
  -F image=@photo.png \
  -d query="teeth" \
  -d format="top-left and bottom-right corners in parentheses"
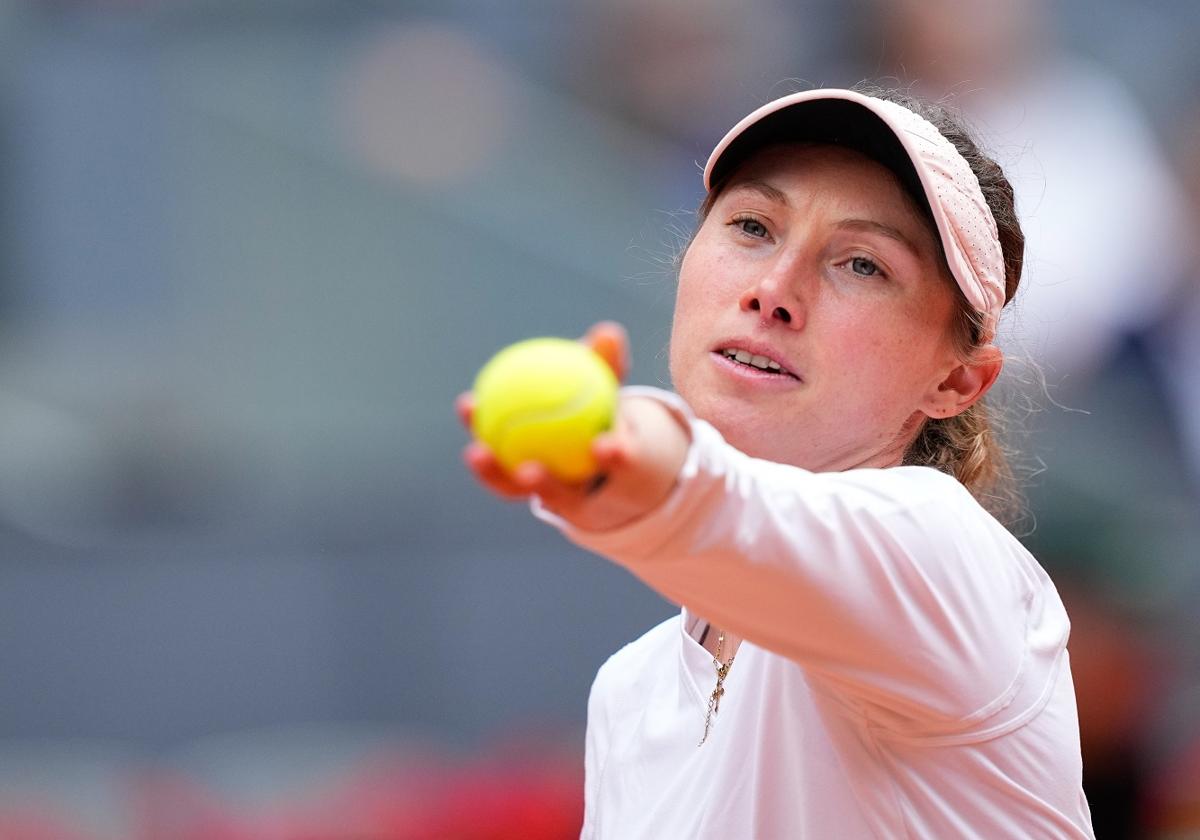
top-left (722, 348), bottom-right (784, 373)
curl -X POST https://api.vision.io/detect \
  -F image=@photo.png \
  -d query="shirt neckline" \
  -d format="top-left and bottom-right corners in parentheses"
top-left (678, 606), bottom-right (725, 713)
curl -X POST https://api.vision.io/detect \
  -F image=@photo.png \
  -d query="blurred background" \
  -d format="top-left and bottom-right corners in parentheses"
top-left (0, 0), bottom-right (1197, 837)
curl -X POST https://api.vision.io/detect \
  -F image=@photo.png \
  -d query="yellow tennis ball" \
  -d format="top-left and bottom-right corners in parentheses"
top-left (472, 337), bottom-right (619, 482)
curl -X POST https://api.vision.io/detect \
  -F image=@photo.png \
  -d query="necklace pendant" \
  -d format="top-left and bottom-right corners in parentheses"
top-left (699, 629), bottom-right (734, 747)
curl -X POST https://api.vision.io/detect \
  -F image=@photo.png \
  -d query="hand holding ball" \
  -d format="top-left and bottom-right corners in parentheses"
top-left (471, 338), bottom-right (619, 483)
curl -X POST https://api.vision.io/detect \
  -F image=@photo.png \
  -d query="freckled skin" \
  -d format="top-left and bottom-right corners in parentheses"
top-left (669, 144), bottom-right (962, 473)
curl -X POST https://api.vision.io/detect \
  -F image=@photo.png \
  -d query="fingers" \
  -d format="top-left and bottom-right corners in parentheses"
top-left (455, 392), bottom-right (475, 429)
top-left (591, 431), bottom-right (632, 472)
top-left (460, 391), bottom-right (603, 504)
top-left (512, 461), bottom-right (562, 499)
top-left (462, 442), bottom-right (593, 505)
top-left (462, 442), bottom-right (529, 500)
top-left (583, 321), bottom-right (630, 382)
top-left (463, 323), bottom-right (631, 506)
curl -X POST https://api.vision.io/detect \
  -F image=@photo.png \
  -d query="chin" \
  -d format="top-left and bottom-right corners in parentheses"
top-left (685, 391), bottom-right (775, 458)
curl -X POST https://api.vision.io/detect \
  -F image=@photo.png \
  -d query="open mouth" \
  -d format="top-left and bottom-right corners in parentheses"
top-left (717, 347), bottom-right (798, 379)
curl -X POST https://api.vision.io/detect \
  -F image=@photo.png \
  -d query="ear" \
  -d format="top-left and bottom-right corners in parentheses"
top-left (921, 344), bottom-right (1003, 419)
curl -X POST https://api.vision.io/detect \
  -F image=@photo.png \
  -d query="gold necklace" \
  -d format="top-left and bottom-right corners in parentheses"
top-left (698, 628), bottom-right (735, 746)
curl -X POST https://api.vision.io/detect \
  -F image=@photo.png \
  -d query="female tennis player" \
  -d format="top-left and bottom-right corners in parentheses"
top-left (460, 85), bottom-right (1094, 838)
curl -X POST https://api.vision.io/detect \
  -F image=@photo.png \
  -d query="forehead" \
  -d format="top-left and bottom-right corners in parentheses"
top-left (726, 144), bottom-right (918, 209)
top-left (721, 142), bottom-right (941, 252)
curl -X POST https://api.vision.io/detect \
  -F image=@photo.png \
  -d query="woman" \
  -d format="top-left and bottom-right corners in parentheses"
top-left (460, 86), bottom-right (1094, 838)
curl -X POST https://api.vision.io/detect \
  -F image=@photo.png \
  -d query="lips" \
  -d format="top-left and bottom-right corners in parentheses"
top-left (711, 338), bottom-right (800, 380)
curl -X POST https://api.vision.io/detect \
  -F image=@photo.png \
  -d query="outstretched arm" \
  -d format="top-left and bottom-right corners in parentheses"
top-left (459, 324), bottom-right (1067, 734)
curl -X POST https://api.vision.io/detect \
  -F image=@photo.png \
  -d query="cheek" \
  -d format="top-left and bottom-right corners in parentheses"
top-left (672, 242), bottom-right (724, 334)
top-left (668, 252), bottom-right (698, 379)
top-left (670, 241), bottom-right (734, 385)
top-left (819, 307), bottom-right (939, 394)
top-left (675, 235), bottom-right (749, 313)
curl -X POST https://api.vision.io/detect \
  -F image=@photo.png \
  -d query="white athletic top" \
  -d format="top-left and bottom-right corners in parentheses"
top-left (534, 387), bottom-right (1095, 839)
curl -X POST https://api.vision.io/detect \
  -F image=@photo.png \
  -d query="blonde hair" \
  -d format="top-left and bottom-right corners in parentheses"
top-left (902, 303), bottom-right (1020, 524)
top-left (874, 86), bottom-right (1025, 525)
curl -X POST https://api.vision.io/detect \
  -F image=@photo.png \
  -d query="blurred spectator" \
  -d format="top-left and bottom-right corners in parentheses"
top-left (872, 0), bottom-right (1191, 382)
top-left (862, 2), bottom-right (1200, 837)
top-left (1153, 100), bottom-right (1200, 494)
top-left (1133, 90), bottom-right (1200, 840)
top-left (560, 0), bottom-right (804, 207)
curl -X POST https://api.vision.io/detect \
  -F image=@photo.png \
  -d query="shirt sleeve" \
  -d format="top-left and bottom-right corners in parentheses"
top-left (534, 387), bottom-right (1071, 739)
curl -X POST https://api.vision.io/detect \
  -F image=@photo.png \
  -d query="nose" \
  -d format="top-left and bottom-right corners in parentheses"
top-left (738, 266), bottom-right (804, 328)
top-left (745, 297), bottom-right (793, 323)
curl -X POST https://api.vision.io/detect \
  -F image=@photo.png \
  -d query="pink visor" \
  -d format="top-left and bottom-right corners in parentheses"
top-left (704, 88), bottom-right (1005, 339)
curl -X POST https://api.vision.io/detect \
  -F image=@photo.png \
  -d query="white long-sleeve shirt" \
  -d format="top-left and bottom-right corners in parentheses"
top-left (535, 387), bottom-right (1094, 839)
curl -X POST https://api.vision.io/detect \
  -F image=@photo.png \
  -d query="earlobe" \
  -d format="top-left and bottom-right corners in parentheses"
top-left (924, 345), bottom-right (1003, 418)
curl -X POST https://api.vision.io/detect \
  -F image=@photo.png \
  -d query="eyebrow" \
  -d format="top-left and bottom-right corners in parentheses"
top-left (834, 219), bottom-right (923, 256)
top-left (728, 179), bottom-right (791, 207)
top-left (727, 180), bottom-right (927, 257)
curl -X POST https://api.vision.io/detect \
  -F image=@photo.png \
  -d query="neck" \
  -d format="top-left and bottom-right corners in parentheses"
top-left (809, 412), bottom-right (922, 473)
top-left (701, 623), bottom-right (740, 662)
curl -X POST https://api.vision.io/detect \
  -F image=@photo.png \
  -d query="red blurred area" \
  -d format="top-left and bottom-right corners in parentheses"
top-left (1, 743), bottom-right (582, 840)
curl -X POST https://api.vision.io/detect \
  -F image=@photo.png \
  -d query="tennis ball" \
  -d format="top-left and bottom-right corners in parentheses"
top-left (472, 337), bottom-right (619, 482)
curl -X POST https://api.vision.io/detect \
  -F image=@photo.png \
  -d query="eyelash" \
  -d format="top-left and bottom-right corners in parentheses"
top-left (730, 214), bottom-right (769, 239)
top-left (728, 214), bottom-right (889, 280)
top-left (843, 256), bottom-right (886, 279)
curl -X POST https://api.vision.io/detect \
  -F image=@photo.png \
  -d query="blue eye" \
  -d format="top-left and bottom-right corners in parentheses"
top-left (850, 256), bottom-right (880, 276)
top-left (734, 217), bottom-right (768, 238)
